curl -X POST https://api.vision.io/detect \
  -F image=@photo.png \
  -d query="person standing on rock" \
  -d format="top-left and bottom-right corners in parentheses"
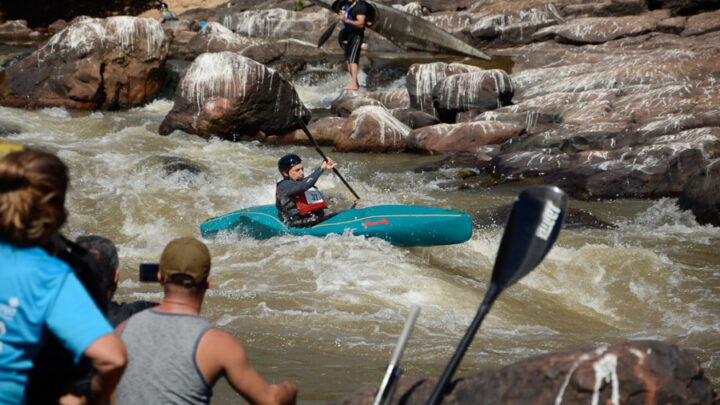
top-left (276, 153), bottom-right (337, 228)
top-left (157, 2), bottom-right (178, 23)
top-left (338, 0), bottom-right (368, 90)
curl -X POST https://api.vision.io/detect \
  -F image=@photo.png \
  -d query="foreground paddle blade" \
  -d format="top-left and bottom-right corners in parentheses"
top-left (426, 185), bottom-right (567, 405)
top-left (491, 185), bottom-right (567, 289)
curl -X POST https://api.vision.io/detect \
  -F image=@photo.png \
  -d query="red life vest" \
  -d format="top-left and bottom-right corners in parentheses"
top-left (294, 187), bottom-right (328, 215)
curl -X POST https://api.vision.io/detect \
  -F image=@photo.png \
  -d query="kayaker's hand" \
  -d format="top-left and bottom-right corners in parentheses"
top-left (322, 158), bottom-right (336, 171)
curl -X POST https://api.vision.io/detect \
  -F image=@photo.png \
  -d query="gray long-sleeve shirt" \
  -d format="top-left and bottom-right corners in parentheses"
top-left (275, 167), bottom-right (326, 227)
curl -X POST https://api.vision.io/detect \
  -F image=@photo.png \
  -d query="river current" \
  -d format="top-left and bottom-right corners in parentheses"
top-left (1, 48), bottom-right (718, 403)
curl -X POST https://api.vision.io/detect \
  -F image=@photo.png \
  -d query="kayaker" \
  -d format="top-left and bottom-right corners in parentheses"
top-left (276, 153), bottom-right (336, 228)
top-left (338, 0), bottom-right (368, 90)
top-left (114, 237), bottom-right (297, 405)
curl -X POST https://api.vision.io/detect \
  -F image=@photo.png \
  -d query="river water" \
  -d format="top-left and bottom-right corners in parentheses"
top-left (1, 48), bottom-right (718, 403)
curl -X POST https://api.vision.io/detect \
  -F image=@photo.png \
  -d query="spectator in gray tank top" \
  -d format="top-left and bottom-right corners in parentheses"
top-left (114, 237), bottom-right (297, 405)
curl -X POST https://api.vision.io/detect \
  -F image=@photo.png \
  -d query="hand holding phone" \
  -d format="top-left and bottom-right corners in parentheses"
top-left (138, 263), bottom-right (160, 282)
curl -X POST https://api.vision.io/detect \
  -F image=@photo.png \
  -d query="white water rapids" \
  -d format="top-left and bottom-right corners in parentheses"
top-left (0, 59), bottom-right (717, 403)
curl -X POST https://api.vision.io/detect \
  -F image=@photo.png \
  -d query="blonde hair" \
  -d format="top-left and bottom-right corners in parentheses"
top-left (0, 150), bottom-right (69, 246)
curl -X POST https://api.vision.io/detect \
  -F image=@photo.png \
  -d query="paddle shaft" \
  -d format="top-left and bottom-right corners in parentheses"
top-left (426, 283), bottom-right (500, 405)
top-left (373, 306), bottom-right (420, 405)
top-left (294, 116), bottom-right (361, 200)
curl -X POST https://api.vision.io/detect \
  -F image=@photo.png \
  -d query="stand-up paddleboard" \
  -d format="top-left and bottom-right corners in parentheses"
top-left (311, 0), bottom-right (491, 60)
top-left (200, 204), bottom-right (472, 247)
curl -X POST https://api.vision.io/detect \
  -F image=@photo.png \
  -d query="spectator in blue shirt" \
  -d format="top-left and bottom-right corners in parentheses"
top-left (0, 150), bottom-right (126, 405)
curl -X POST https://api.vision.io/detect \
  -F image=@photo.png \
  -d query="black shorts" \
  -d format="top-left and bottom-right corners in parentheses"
top-left (339, 28), bottom-right (364, 64)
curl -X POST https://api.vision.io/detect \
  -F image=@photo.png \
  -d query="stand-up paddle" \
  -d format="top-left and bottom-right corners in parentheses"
top-left (426, 185), bottom-right (568, 405)
top-left (294, 116), bottom-right (361, 200)
top-left (372, 305), bottom-right (421, 405)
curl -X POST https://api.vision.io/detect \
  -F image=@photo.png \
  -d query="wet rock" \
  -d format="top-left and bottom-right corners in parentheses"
top-left (406, 62), bottom-right (481, 117)
top-left (332, 340), bottom-right (717, 405)
top-left (678, 159), bottom-right (720, 227)
top-left (466, 5), bottom-right (563, 48)
top-left (533, 12), bottom-right (666, 45)
top-left (47, 19), bottom-right (68, 35)
top-left (407, 121), bottom-right (524, 154)
top-left (366, 89), bottom-right (410, 110)
top-left (219, 8), bottom-right (332, 44)
top-left (0, 16), bottom-right (169, 110)
top-left (432, 69), bottom-right (514, 123)
top-left (330, 93), bottom-right (385, 118)
top-left (335, 106), bottom-right (411, 152)
top-left (681, 8), bottom-right (720, 36)
top-left (185, 22), bottom-right (283, 64)
top-left (390, 108), bottom-right (440, 129)
top-left (159, 52), bottom-right (310, 140)
top-left (0, 19), bottom-right (44, 46)
top-left (281, 116), bottom-right (345, 146)
top-left (161, 19), bottom-right (196, 47)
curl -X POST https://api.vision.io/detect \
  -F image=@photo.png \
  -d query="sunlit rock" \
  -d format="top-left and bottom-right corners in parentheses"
top-left (534, 12), bottom-right (664, 44)
top-left (159, 52), bottom-right (310, 140)
top-left (0, 16), bottom-right (169, 110)
top-left (432, 69), bottom-right (514, 122)
top-left (467, 5), bottom-right (563, 47)
top-left (281, 116), bottom-right (346, 146)
top-left (330, 93), bottom-right (385, 118)
top-left (332, 340), bottom-right (717, 405)
top-left (407, 121), bottom-right (524, 154)
top-left (186, 22), bottom-right (283, 64)
top-left (406, 62), bottom-right (481, 117)
top-left (678, 157), bottom-right (720, 227)
top-left (366, 89), bottom-right (410, 110)
top-left (0, 19), bottom-right (43, 46)
top-left (390, 108), bottom-right (440, 129)
top-left (219, 8), bottom-right (332, 43)
top-left (336, 106), bottom-right (411, 152)
top-left (681, 8), bottom-right (720, 36)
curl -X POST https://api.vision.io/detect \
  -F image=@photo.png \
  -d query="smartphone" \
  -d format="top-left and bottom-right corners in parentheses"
top-left (138, 263), bottom-right (160, 282)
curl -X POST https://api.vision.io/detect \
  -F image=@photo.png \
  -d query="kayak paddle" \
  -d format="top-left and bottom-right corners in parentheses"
top-left (372, 305), bottom-right (421, 405)
top-left (294, 116), bottom-right (361, 200)
top-left (426, 185), bottom-right (568, 405)
top-left (317, 18), bottom-right (339, 48)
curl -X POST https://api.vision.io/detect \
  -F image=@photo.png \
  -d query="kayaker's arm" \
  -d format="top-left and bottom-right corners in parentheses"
top-left (279, 167), bottom-right (324, 196)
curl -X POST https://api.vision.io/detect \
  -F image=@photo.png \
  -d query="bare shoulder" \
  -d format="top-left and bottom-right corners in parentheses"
top-left (198, 327), bottom-right (247, 358)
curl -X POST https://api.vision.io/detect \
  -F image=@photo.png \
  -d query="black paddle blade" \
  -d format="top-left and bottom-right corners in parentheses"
top-left (491, 185), bottom-right (567, 290)
top-left (317, 19), bottom-right (338, 48)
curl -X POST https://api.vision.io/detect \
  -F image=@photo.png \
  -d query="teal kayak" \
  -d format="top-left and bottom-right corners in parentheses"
top-left (200, 204), bottom-right (472, 247)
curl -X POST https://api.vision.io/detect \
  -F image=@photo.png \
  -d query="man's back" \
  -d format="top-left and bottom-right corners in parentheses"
top-left (116, 309), bottom-right (213, 405)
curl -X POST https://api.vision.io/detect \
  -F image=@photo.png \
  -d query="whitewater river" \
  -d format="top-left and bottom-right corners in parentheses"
top-left (1, 51), bottom-right (718, 403)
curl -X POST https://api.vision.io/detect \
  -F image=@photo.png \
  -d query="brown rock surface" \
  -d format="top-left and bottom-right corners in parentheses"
top-left (332, 340), bottom-right (718, 405)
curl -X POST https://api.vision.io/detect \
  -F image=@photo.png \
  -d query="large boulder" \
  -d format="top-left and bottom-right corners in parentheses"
top-left (0, 16), bottom-right (169, 110)
top-left (406, 62), bottom-right (481, 117)
top-left (332, 340), bottom-right (718, 405)
top-left (678, 159), bottom-right (720, 227)
top-left (335, 106), bottom-right (411, 152)
top-left (432, 69), bottom-right (514, 123)
top-left (159, 52), bottom-right (310, 140)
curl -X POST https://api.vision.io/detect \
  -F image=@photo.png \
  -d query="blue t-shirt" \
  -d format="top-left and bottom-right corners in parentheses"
top-left (0, 242), bottom-right (113, 405)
